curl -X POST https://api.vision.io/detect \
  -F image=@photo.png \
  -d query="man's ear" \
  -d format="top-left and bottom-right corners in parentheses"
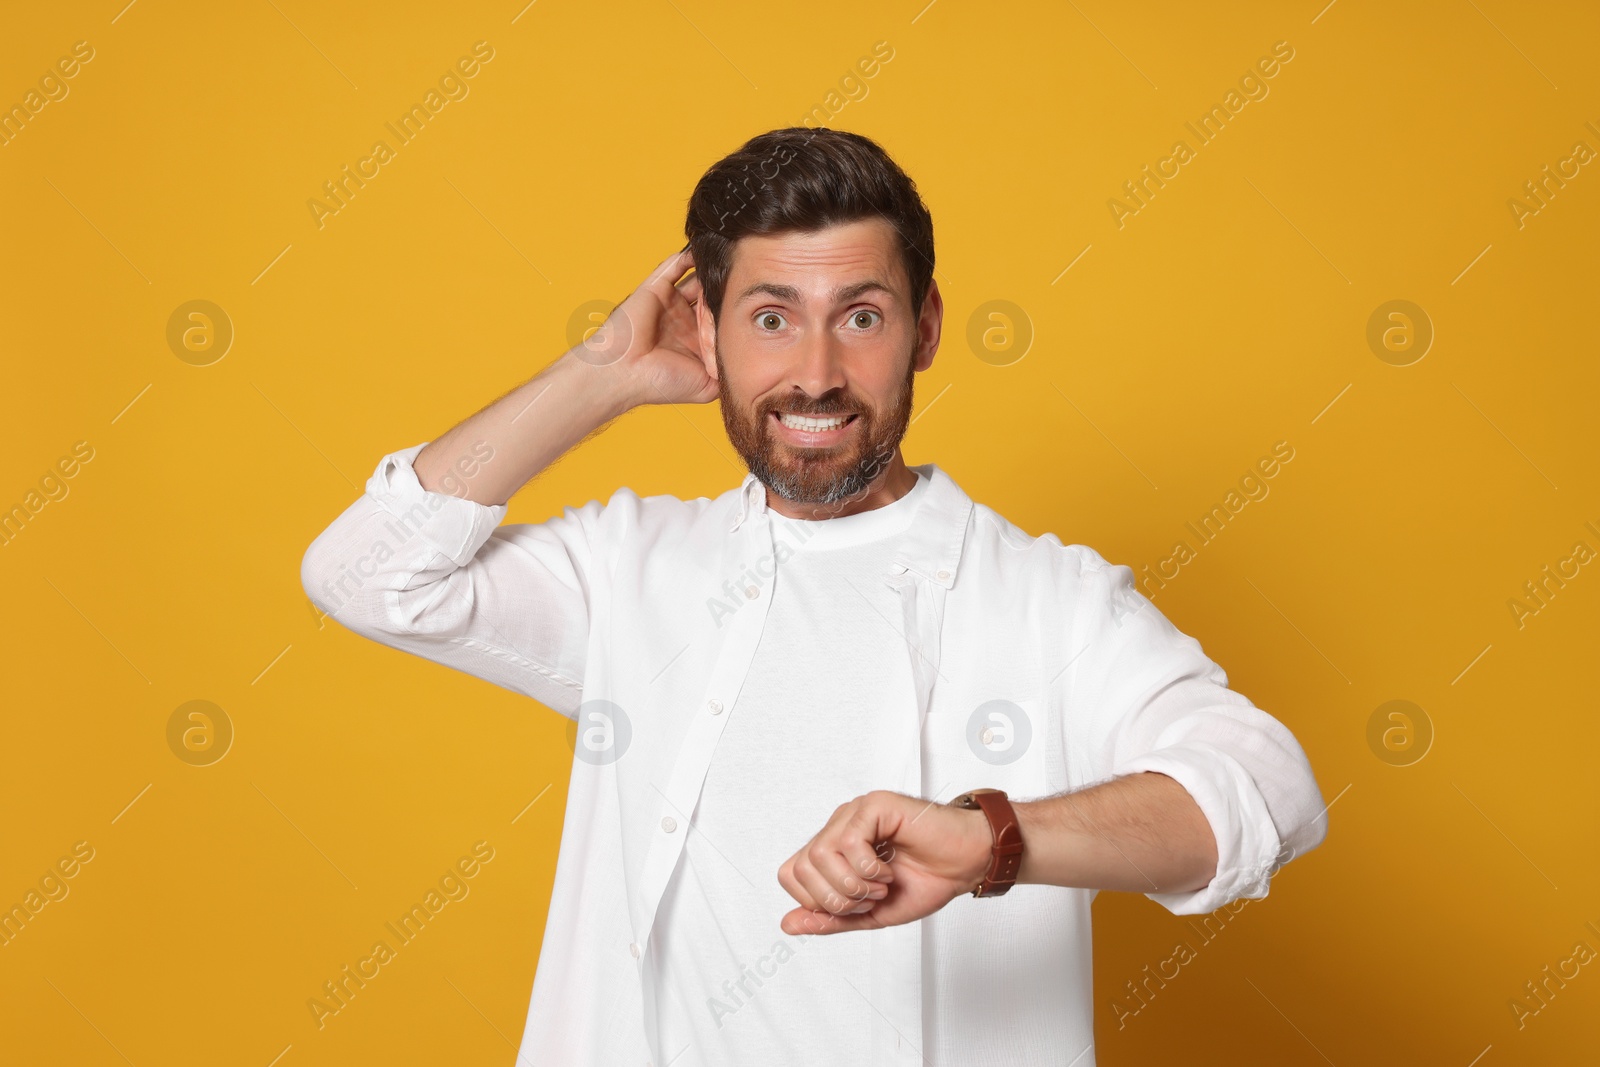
top-left (914, 278), bottom-right (943, 373)
top-left (696, 286), bottom-right (719, 381)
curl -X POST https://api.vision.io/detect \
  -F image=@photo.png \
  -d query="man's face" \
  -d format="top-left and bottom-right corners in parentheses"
top-left (703, 217), bottom-right (936, 506)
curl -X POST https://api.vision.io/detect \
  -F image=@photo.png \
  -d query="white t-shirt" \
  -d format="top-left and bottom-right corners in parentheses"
top-left (648, 470), bottom-right (932, 1065)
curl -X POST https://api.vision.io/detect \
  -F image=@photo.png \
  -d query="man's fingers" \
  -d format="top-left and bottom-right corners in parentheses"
top-left (843, 835), bottom-right (895, 884)
top-left (776, 857), bottom-right (819, 912)
top-left (780, 906), bottom-right (882, 936)
top-left (779, 855), bottom-right (853, 915)
top-left (790, 856), bottom-right (845, 915)
top-left (782, 908), bottom-right (858, 936)
top-left (811, 840), bottom-right (889, 905)
top-left (791, 851), bottom-right (868, 916)
top-left (646, 248), bottom-right (694, 292)
top-left (798, 844), bottom-right (886, 915)
top-left (656, 247), bottom-right (693, 277)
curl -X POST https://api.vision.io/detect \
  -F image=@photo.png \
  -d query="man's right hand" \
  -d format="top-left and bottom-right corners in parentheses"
top-left (576, 248), bottom-right (719, 409)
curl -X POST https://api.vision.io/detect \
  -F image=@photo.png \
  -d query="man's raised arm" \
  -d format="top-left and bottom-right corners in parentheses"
top-left (298, 249), bottom-right (718, 716)
top-left (413, 247), bottom-right (716, 505)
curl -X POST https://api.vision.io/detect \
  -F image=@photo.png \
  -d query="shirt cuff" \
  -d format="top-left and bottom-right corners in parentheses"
top-left (365, 442), bottom-right (508, 566)
top-left (1111, 744), bottom-right (1284, 915)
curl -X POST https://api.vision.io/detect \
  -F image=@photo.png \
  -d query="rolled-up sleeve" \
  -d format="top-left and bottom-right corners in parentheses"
top-left (300, 441), bottom-right (605, 720)
top-left (1065, 545), bottom-right (1328, 914)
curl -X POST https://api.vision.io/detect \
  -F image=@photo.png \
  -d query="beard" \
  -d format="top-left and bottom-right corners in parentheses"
top-left (716, 338), bottom-right (917, 507)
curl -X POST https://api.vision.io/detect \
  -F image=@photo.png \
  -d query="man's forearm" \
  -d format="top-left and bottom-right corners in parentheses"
top-left (1011, 772), bottom-right (1218, 894)
top-left (413, 350), bottom-right (638, 506)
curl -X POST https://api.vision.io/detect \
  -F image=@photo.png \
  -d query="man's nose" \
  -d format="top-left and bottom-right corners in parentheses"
top-left (791, 328), bottom-right (848, 402)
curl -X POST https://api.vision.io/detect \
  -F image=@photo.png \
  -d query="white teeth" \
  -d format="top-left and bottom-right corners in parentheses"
top-left (778, 412), bottom-right (850, 432)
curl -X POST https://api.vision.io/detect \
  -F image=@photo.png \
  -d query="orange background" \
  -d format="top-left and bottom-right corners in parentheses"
top-left (2, 1), bottom-right (1597, 1063)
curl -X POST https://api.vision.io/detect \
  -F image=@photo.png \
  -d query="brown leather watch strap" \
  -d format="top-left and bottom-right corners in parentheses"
top-left (950, 788), bottom-right (1024, 897)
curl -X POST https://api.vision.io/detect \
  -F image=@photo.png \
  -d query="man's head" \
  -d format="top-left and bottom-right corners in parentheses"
top-left (684, 128), bottom-right (940, 510)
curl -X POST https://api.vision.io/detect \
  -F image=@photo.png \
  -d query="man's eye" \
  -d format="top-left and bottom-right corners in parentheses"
top-left (848, 310), bottom-right (881, 330)
top-left (757, 312), bottom-right (787, 331)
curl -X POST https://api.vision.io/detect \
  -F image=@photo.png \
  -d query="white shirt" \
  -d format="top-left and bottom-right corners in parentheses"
top-left (301, 443), bottom-right (1329, 1067)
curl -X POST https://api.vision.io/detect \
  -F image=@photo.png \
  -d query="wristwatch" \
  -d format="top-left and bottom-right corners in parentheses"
top-left (948, 788), bottom-right (1024, 897)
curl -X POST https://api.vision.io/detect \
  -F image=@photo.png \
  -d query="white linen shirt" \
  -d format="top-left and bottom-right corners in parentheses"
top-left (300, 442), bottom-right (1329, 1067)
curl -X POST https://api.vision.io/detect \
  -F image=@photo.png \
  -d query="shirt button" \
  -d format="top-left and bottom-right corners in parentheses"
top-left (629, 942), bottom-right (640, 958)
top-left (661, 816), bottom-right (677, 833)
top-left (745, 585), bottom-right (759, 599)
top-left (937, 569), bottom-right (950, 580)
top-left (707, 699), bottom-right (723, 714)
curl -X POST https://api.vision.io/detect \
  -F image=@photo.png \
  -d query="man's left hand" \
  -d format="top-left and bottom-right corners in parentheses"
top-left (777, 790), bottom-right (994, 935)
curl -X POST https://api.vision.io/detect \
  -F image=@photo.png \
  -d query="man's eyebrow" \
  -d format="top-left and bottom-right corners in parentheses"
top-left (734, 279), bottom-right (896, 306)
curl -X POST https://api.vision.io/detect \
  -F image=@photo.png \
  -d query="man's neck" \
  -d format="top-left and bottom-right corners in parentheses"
top-left (764, 451), bottom-right (918, 521)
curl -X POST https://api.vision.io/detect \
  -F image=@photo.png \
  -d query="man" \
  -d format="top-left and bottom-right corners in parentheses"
top-left (301, 126), bottom-right (1327, 1066)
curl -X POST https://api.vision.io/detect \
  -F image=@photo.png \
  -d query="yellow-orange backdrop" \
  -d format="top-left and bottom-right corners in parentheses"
top-left (2, 1), bottom-right (1596, 1064)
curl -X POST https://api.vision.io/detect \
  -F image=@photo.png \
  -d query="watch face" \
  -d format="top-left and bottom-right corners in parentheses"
top-left (952, 788), bottom-right (1003, 809)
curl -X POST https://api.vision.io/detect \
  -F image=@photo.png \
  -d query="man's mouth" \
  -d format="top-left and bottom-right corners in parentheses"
top-left (772, 411), bottom-right (857, 432)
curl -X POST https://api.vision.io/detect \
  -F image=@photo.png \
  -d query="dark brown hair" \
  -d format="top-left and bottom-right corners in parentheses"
top-left (684, 127), bottom-right (935, 327)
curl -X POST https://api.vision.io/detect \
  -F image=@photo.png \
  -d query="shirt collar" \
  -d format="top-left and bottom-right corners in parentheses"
top-left (729, 463), bottom-right (974, 589)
